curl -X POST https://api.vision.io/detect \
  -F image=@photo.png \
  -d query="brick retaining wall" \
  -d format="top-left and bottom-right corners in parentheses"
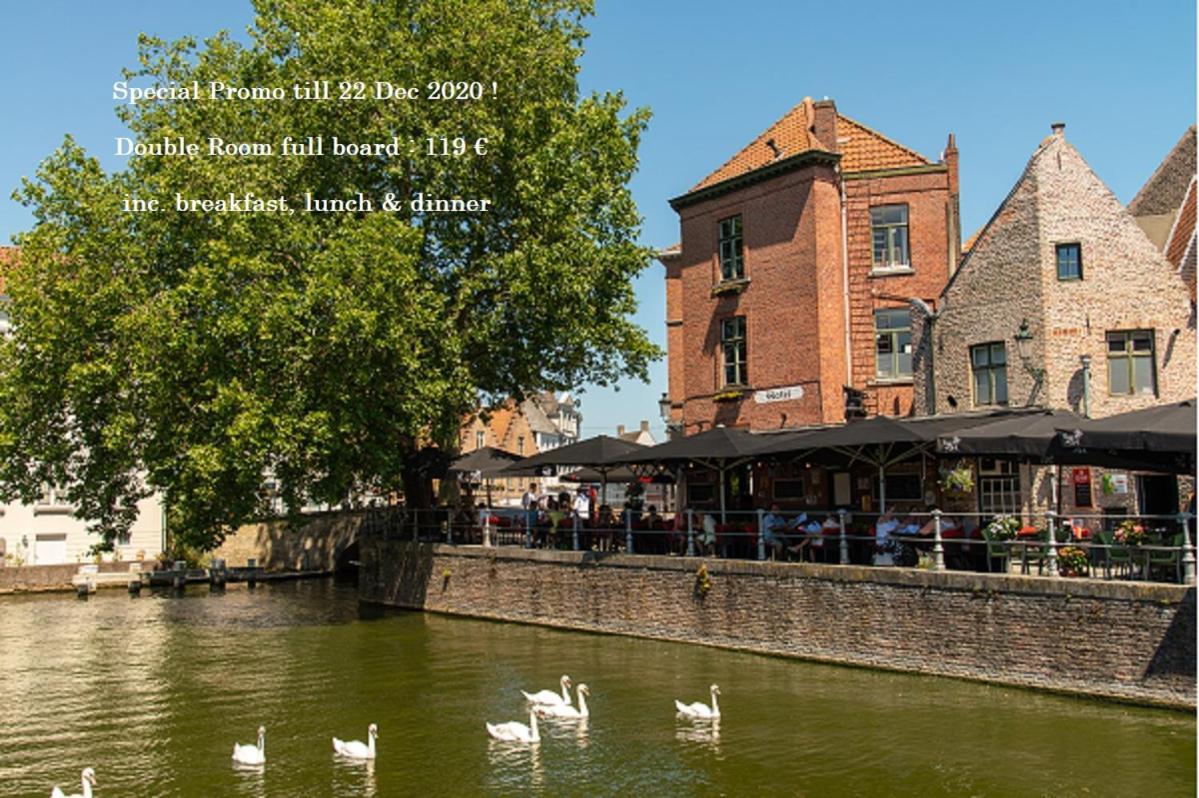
top-left (360, 540), bottom-right (1195, 709)
top-left (214, 511), bottom-right (364, 572)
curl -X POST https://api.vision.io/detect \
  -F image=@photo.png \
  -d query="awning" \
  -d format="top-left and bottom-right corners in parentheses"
top-left (501, 435), bottom-right (645, 476)
top-left (937, 409), bottom-right (1082, 459)
top-left (1056, 400), bottom-right (1196, 455)
top-left (447, 446), bottom-right (523, 477)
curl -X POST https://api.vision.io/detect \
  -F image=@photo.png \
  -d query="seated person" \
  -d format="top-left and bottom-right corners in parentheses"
top-left (645, 505), bottom-right (662, 528)
top-left (875, 508), bottom-right (900, 549)
top-left (763, 504), bottom-right (804, 560)
top-left (694, 510), bottom-right (716, 555)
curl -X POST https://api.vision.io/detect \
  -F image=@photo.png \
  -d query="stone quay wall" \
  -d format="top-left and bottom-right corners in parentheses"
top-left (360, 540), bottom-right (1195, 709)
top-left (0, 561), bottom-right (142, 594)
top-left (214, 511), bottom-right (364, 572)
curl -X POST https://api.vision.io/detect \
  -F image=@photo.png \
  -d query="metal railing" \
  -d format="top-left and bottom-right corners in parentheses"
top-left (357, 505), bottom-right (1196, 585)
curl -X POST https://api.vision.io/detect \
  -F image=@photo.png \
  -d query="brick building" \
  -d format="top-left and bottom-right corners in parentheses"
top-left (660, 97), bottom-right (960, 435)
top-left (913, 124), bottom-right (1195, 518)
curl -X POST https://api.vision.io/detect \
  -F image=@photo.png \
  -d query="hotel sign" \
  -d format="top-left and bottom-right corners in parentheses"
top-left (754, 385), bottom-right (805, 404)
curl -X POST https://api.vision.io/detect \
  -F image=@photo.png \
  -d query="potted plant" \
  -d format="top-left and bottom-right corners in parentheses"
top-left (1114, 519), bottom-right (1149, 546)
top-left (939, 462), bottom-right (974, 496)
top-left (984, 514), bottom-right (1020, 541)
top-left (1058, 546), bottom-right (1089, 577)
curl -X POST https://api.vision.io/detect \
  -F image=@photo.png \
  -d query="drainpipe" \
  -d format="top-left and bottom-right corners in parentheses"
top-left (1079, 354), bottom-right (1092, 418)
top-left (839, 168), bottom-right (853, 387)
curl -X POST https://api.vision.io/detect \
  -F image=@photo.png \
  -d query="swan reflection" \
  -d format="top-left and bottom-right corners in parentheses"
top-left (486, 738), bottom-right (544, 790)
top-left (676, 717), bottom-right (721, 753)
top-left (331, 753), bottom-right (377, 797)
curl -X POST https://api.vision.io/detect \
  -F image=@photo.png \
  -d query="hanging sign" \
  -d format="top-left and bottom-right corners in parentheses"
top-left (754, 385), bottom-right (805, 404)
top-left (1071, 468), bottom-right (1092, 508)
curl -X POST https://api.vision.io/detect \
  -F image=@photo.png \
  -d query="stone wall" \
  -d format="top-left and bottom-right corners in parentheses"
top-left (360, 541), bottom-right (1195, 709)
top-left (0, 561), bottom-right (141, 594)
top-left (214, 511), bottom-right (364, 571)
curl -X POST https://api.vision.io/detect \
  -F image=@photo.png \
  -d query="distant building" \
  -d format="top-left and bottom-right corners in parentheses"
top-left (1129, 126), bottom-right (1196, 299)
top-left (913, 123), bottom-right (1195, 518)
top-left (616, 420), bottom-right (655, 447)
top-left (661, 97), bottom-right (960, 433)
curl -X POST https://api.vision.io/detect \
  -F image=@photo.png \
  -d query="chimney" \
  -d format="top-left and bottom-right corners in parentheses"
top-left (639, 419), bottom-right (650, 433)
top-left (943, 132), bottom-right (961, 271)
top-left (1051, 122), bottom-right (1066, 137)
top-left (811, 98), bottom-right (839, 152)
top-left (943, 133), bottom-right (959, 195)
top-left (616, 424), bottom-right (625, 437)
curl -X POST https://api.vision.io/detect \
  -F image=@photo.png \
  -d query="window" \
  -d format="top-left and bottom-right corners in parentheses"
top-left (718, 216), bottom-right (744, 281)
top-left (871, 205), bottom-right (909, 268)
top-left (1056, 243), bottom-right (1082, 281)
top-left (1106, 330), bottom-right (1156, 395)
top-left (517, 436), bottom-right (525, 455)
top-left (970, 343), bottom-right (1008, 406)
top-left (475, 431), bottom-right (485, 449)
top-left (874, 309), bottom-right (912, 379)
top-left (37, 484), bottom-right (70, 507)
top-left (721, 316), bottom-right (748, 386)
top-left (979, 459), bottom-right (1020, 515)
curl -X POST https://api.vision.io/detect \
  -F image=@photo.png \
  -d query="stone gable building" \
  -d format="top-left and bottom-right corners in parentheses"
top-left (660, 97), bottom-right (960, 434)
top-left (913, 124), bottom-right (1195, 518)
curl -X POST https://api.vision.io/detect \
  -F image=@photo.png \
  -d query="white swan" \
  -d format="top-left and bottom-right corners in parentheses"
top-left (486, 708), bottom-right (541, 743)
top-left (50, 768), bottom-right (96, 798)
top-left (536, 683), bottom-right (590, 719)
top-left (675, 684), bottom-right (721, 719)
top-left (232, 725), bottom-right (266, 765)
top-left (521, 674), bottom-right (571, 706)
top-left (333, 723), bottom-right (378, 759)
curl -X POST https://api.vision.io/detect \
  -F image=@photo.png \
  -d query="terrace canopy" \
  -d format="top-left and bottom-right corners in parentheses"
top-left (501, 434), bottom-right (646, 497)
top-left (618, 426), bottom-right (778, 520)
top-left (757, 412), bottom-right (1024, 510)
top-left (1054, 400), bottom-right (1196, 474)
top-left (447, 446), bottom-right (523, 506)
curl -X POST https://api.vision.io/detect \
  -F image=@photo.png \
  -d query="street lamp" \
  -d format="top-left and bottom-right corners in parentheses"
top-left (658, 392), bottom-right (671, 422)
top-left (1014, 319), bottom-right (1045, 382)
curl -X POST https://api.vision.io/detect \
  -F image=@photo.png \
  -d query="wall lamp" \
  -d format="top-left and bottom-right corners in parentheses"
top-left (1014, 319), bottom-right (1045, 382)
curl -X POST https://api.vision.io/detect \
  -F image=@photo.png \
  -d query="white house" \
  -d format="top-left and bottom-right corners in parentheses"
top-left (0, 489), bottom-right (166, 566)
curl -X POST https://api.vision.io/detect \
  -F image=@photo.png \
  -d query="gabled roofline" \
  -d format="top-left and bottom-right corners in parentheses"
top-left (939, 139), bottom-right (1054, 299)
top-left (670, 149), bottom-right (840, 210)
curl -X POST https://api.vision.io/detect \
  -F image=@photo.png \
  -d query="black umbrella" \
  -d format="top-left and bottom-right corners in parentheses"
top-left (617, 426), bottom-right (778, 521)
top-left (937, 409), bottom-right (1083, 459)
top-left (501, 435), bottom-right (647, 503)
top-left (1057, 400), bottom-right (1196, 455)
top-left (560, 465), bottom-right (675, 484)
top-left (447, 446), bottom-right (523, 506)
top-left (447, 446), bottom-right (523, 476)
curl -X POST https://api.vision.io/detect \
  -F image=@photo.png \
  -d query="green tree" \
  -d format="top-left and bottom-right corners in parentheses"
top-left (2, 0), bottom-right (657, 551)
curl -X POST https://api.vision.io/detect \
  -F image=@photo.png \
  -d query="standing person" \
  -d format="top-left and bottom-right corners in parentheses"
top-left (522, 483), bottom-right (539, 537)
top-left (572, 486), bottom-right (591, 526)
top-left (588, 485), bottom-right (599, 525)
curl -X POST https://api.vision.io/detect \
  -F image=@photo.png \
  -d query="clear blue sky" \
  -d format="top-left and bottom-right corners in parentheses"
top-left (1, 1), bottom-right (1194, 441)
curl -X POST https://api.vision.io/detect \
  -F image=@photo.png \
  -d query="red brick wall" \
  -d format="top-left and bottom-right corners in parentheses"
top-left (844, 169), bottom-right (953, 417)
top-left (666, 162), bottom-right (954, 430)
top-left (673, 163), bottom-right (842, 432)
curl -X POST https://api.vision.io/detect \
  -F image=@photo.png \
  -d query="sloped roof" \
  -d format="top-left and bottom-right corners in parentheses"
top-left (687, 98), bottom-right (932, 195)
top-left (1167, 177), bottom-right (1197, 299)
top-left (1129, 126), bottom-right (1197, 217)
top-left (520, 397), bottom-right (557, 435)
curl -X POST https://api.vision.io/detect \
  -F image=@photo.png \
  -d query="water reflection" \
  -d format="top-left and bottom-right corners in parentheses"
top-left (331, 755), bottom-right (376, 797)
top-left (676, 717), bottom-right (721, 754)
top-left (485, 739), bottom-right (543, 791)
top-left (230, 761), bottom-right (265, 797)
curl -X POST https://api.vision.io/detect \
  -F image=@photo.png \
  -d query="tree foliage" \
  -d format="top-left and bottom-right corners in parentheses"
top-left (2, 0), bottom-right (657, 550)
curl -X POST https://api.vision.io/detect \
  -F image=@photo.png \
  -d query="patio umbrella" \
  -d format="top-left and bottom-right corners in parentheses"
top-left (1056, 400), bottom-right (1196, 455)
top-left (501, 435), bottom-right (647, 502)
top-left (937, 409), bottom-right (1083, 459)
top-left (560, 465), bottom-right (675, 484)
top-left (447, 446), bottom-right (523, 506)
top-left (619, 426), bottom-right (778, 521)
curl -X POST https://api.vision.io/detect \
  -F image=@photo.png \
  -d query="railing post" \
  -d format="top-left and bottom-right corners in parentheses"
top-left (625, 509), bottom-right (634, 554)
top-left (446, 509), bottom-right (453, 546)
top-left (932, 509), bottom-right (945, 571)
top-left (1045, 510), bottom-right (1059, 577)
top-left (524, 510), bottom-right (532, 549)
top-left (756, 508), bottom-right (766, 561)
top-left (1179, 512), bottom-right (1195, 584)
top-left (483, 510), bottom-right (493, 548)
top-left (686, 509), bottom-right (696, 557)
top-left (838, 509), bottom-right (849, 565)
top-left (572, 514), bottom-right (580, 551)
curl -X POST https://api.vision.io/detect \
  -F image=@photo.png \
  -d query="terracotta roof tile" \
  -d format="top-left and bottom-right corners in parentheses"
top-left (687, 98), bottom-right (932, 195)
top-left (1165, 177), bottom-right (1196, 267)
top-left (837, 116), bottom-right (931, 173)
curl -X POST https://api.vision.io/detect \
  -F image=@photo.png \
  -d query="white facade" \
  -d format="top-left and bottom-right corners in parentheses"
top-left (0, 493), bottom-right (165, 566)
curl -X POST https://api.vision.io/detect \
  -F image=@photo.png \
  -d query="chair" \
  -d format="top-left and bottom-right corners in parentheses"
top-left (980, 526), bottom-right (1011, 574)
top-left (1096, 529), bottom-right (1132, 579)
top-left (1148, 533), bottom-right (1184, 583)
